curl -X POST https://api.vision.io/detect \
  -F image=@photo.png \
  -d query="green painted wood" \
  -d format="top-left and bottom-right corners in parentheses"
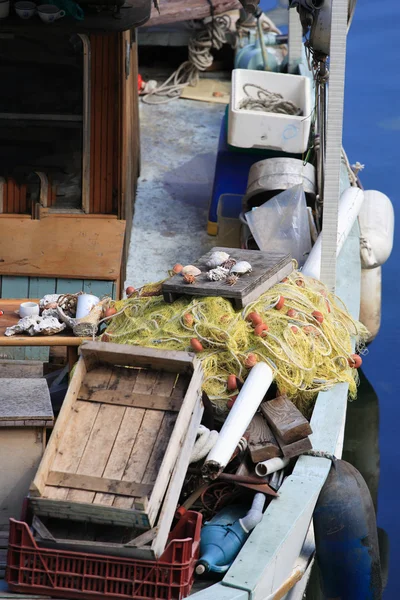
top-left (1, 276), bottom-right (29, 298)
top-left (56, 279), bottom-right (84, 294)
top-left (0, 277), bottom-right (50, 362)
top-left (29, 278), bottom-right (57, 298)
top-left (83, 280), bottom-right (113, 298)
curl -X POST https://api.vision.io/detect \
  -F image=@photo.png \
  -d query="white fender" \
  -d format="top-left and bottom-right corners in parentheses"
top-left (302, 187), bottom-right (364, 280)
top-left (359, 190), bottom-right (394, 269)
top-left (359, 266), bottom-right (381, 343)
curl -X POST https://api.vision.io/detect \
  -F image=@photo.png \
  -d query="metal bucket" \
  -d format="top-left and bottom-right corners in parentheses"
top-left (243, 157), bottom-right (316, 211)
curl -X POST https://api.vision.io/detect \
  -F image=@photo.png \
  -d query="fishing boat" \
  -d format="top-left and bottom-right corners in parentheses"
top-left (0, 0), bottom-right (393, 598)
top-left (184, 1), bottom-right (393, 598)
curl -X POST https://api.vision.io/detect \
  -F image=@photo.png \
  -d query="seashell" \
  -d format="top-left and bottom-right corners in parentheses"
top-left (221, 258), bottom-right (236, 270)
top-left (230, 261), bottom-right (252, 275)
top-left (207, 266), bottom-right (229, 281)
top-left (206, 251), bottom-right (230, 269)
top-left (181, 265), bottom-right (202, 277)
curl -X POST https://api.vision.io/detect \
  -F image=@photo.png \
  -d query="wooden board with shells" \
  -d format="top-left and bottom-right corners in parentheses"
top-left (162, 247), bottom-right (293, 309)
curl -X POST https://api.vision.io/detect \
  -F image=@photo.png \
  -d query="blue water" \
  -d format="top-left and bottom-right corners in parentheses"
top-left (344, 1), bottom-right (400, 597)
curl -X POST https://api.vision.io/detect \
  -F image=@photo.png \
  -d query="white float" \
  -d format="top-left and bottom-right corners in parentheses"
top-left (359, 190), bottom-right (394, 269)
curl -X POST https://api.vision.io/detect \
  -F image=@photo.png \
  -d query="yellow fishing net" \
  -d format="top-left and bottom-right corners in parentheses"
top-left (102, 270), bottom-right (368, 414)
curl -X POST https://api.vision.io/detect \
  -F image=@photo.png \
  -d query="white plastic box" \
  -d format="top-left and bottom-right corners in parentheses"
top-left (228, 69), bottom-right (312, 154)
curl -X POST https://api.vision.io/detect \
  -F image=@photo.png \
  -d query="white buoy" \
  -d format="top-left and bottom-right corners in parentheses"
top-left (202, 362), bottom-right (273, 479)
top-left (360, 266), bottom-right (381, 343)
top-left (359, 190), bottom-right (394, 269)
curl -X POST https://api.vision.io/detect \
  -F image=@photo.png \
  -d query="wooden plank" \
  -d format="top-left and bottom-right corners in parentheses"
top-left (81, 341), bottom-right (198, 374)
top-left (260, 396), bottom-right (312, 445)
top-left (28, 277), bottom-right (57, 298)
top-left (276, 434), bottom-right (312, 459)
top-left (30, 496), bottom-right (151, 529)
top-left (94, 406), bottom-right (145, 506)
top-left (0, 359), bottom-right (43, 378)
top-left (181, 79), bottom-right (230, 104)
top-left (147, 361), bottom-right (203, 525)
top-left (0, 217), bottom-right (126, 280)
top-left (78, 388), bottom-right (182, 411)
top-left (56, 279), bottom-right (84, 294)
top-left (151, 397), bottom-right (203, 557)
top-left (142, 412), bottom-right (177, 486)
top-left (1, 276), bottom-right (29, 298)
top-left (47, 471), bottom-right (152, 497)
top-left (162, 247), bottom-right (293, 308)
top-left (83, 280), bottom-right (114, 297)
top-left (66, 403), bottom-right (126, 504)
top-left (30, 357), bottom-right (88, 497)
top-left (0, 379), bottom-right (53, 422)
top-left (246, 413), bottom-right (281, 464)
top-left (113, 410), bottom-right (164, 509)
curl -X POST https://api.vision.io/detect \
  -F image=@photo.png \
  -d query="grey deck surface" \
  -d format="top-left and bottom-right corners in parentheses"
top-left (126, 99), bottom-right (225, 288)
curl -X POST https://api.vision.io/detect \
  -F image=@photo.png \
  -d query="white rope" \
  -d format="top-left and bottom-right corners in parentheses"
top-left (142, 15), bottom-right (231, 105)
top-left (238, 83), bottom-right (302, 115)
top-left (189, 425), bottom-right (219, 464)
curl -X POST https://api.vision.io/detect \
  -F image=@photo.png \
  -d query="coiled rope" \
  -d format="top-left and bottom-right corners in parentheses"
top-left (238, 83), bottom-right (302, 115)
top-left (142, 15), bottom-right (231, 105)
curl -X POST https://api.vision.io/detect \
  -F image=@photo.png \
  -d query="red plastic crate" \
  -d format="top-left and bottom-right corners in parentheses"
top-left (6, 511), bottom-right (202, 600)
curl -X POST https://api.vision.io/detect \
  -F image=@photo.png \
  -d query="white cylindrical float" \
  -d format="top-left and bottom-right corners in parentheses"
top-left (360, 266), bottom-right (382, 343)
top-left (359, 190), bottom-right (394, 269)
top-left (202, 362), bottom-right (273, 479)
top-left (302, 187), bottom-right (365, 280)
top-left (255, 457), bottom-right (290, 477)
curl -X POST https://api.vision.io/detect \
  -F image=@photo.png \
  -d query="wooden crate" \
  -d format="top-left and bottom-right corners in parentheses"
top-left (30, 342), bottom-right (204, 531)
top-left (31, 395), bottom-right (203, 559)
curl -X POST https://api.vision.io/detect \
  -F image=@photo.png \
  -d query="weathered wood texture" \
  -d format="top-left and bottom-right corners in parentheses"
top-left (0, 217), bottom-right (125, 280)
top-left (246, 414), bottom-right (281, 464)
top-left (31, 343), bottom-right (203, 530)
top-left (0, 378), bottom-right (53, 424)
top-left (0, 299), bottom-right (85, 347)
top-left (260, 396), bottom-right (312, 444)
top-left (162, 247), bottom-right (292, 308)
top-left (275, 434), bottom-right (312, 459)
top-left (144, 0), bottom-right (240, 26)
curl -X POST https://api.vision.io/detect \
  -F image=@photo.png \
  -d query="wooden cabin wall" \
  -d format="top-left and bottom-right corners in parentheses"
top-left (119, 30), bottom-right (140, 284)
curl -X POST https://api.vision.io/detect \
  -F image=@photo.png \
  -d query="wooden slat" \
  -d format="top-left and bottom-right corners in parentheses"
top-left (56, 279), bottom-right (84, 294)
top-left (30, 356), bottom-right (87, 497)
top-left (81, 341), bottom-right (197, 374)
top-left (142, 412), bottom-right (177, 486)
top-left (1, 276), bottom-right (29, 298)
top-left (47, 471), bottom-right (152, 497)
top-left (94, 406), bottom-right (145, 506)
top-left (0, 217), bottom-right (126, 279)
top-left (260, 396), bottom-right (312, 445)
top-left (66, 403), bottom-right (126, 504)
top-left (107, 35), bottom-right (116, 214)
top-left (78, 389), bottom-right (182, 411)
top-left (28, 277), bottom-right (57, 298)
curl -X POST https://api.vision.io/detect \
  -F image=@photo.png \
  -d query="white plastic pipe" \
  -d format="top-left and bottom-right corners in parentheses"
top-left (255, 457), bottom-right (290, 477)
top-left (202, 362), bottom-right (273, 479)
top-left (302, 187), bottom-right (364, 280)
